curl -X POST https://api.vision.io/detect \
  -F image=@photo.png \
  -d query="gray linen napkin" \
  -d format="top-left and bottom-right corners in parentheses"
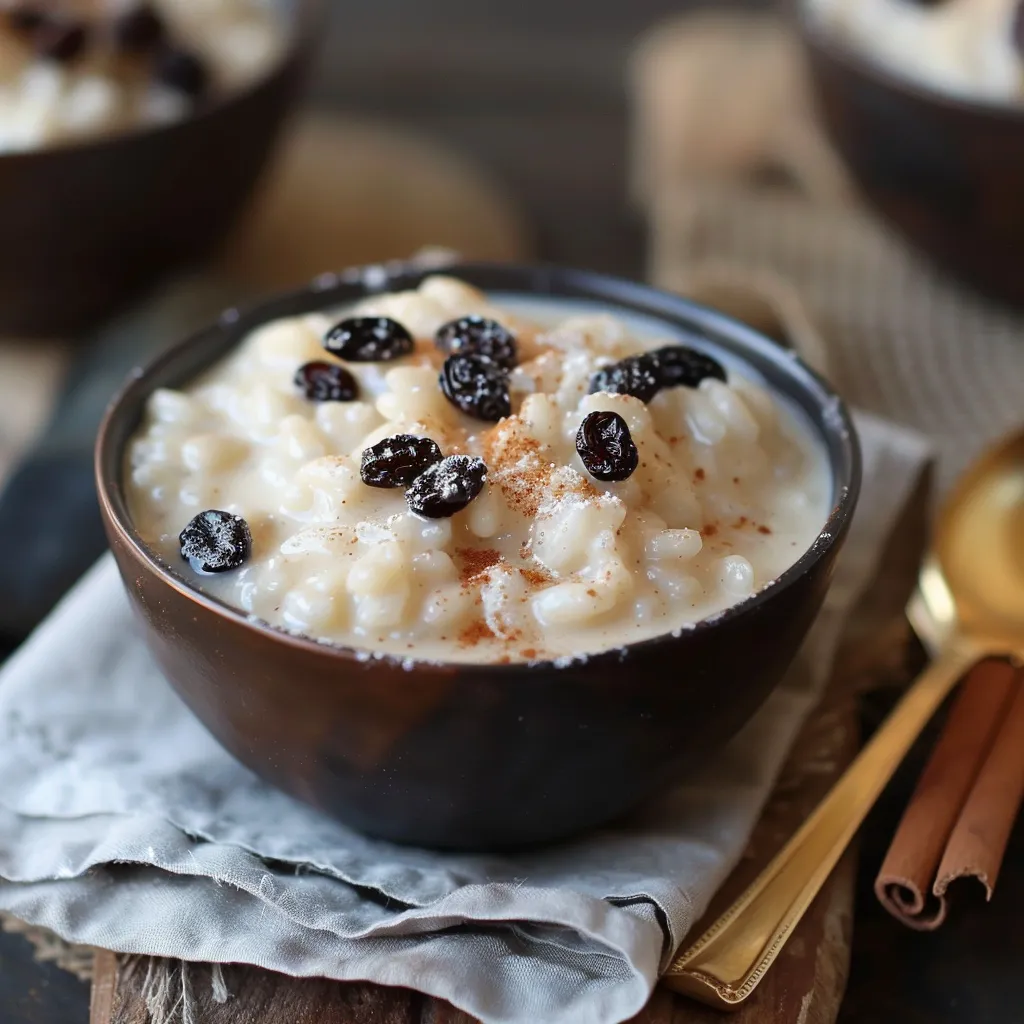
top-left (0, 413), bottom-right (928, 1024)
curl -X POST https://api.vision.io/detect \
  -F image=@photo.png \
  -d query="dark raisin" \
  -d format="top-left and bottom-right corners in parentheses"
top-left (6, 4), bottom-right (48, 33)
top-left (588, 354), bottom-right (661, 403)
top-left (155, 48), bottom-right (210, 98)
top-left (439, 353), bottom-right (511, 422)
top-left (294, 361), bottom-right (359, 402)
top-left (113, 3), bottom-right (166, 52)
top-left (179, 510), bottom-right (252, 574)
top-left (323, 316), bottom-right (414, 362)
top-left (406, 455), bottom-right (488, 519)
top-left (435, 316), bottom-right (517, 369)
top-left (361, 434), bottom-right (443, 488)
top-left (653, 344), bottom-right (726, 389)
top-left (36, 20), bottom-right (89, 62)
top-left (576, 411), bottom-right (639, 483)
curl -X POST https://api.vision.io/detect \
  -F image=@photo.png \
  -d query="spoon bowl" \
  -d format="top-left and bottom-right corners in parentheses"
top-left (935, 431), bottom-right (1024, 652)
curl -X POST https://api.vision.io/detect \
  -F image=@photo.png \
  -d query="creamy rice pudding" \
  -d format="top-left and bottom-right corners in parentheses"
top-left (126, 276), bottom-right (832, 664)
top-left (0, 0), bottom-right (284, 151)
top-left (806, 0), bottom-right (1024, 104)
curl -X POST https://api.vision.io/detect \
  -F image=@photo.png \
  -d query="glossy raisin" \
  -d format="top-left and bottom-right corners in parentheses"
top-left (155, 48), bottom-right (209, 98)
top-left (406, 455), bottom-right (487, 519)
top-left (36, 20), bottom-right (88, 62)
top-left (294, 361), bottom-right (359, 402)
top-left (576, 411), bottom-right (639, 483)
top-left (439, 353), bottom-right (511, 422)
top-left (323, 316), bottom-right (414, 362)
top-left (653, 344), bottom-right (726, 389)
top-left (435, 316), bottom-right (517, 369)
top-left (588, 354), bottom-right (661, 403)
top-left (179, 510), bottom-right (252, 574)
top-left (361, 434), bottom-right (443, 488)
top-left (113, 3), bottom-right (166, 51)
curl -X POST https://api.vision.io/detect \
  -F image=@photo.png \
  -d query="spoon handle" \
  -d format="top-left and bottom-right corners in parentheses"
top-left (662, 642), bottom-right (980, 1009)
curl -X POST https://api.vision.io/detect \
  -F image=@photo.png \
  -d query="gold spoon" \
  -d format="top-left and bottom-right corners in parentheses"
top-left (662, 429), bottom-right (1024, 1009)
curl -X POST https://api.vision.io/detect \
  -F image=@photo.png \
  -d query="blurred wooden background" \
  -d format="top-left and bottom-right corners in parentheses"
top-left (305, 0), bottom-right (768, 275)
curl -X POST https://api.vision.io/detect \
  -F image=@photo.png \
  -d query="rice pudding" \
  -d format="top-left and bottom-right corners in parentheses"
top-left (0, 0), bottom-right (284, 152)
top-left (126, 276), bottom-right (833, 664)
top-left (805, 0), bottom-right (1024, 104)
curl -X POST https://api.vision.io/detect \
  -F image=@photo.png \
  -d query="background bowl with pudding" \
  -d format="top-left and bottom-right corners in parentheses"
top-left (0, 0), bottom-right (320, 337)
top-left (96, 262), bottom-right (860, 851)
top-left (798, 0), bottom-right (1024, 307)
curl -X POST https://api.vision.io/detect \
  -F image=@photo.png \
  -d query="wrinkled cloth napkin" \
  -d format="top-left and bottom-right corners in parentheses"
top-left (0, 412), bottom-right (927, 1024)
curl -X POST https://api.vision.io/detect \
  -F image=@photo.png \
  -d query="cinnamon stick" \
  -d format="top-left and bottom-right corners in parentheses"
top-left (934, 677), bottom-right (1024, 903)
top-left (874, 657), bottom-right (1018, 930)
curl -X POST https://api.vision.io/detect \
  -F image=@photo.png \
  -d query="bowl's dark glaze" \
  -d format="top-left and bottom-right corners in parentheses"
top-left (96, 262), bottom-right (861, 851)
top-left (799, 14), bottom-right (1024, 307)
top-left (0, 0), bottom-right (319, 338)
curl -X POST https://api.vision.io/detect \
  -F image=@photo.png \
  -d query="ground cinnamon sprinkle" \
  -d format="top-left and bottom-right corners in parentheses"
top-left (733, 516), bottom-right (748, 528)
top-left (758, 525), bottom-right (773, 535)
top-left (520, 648), bottom-right (538, 659)
top-left (519, 567), bottom-right (552, 587)
top-left (456, 547), bottom-right (502, 583)
top-left (693, 467), bottom-right (705, 482)
top-left (483, 427), bottom-right (551, 516)
top-left (458, 618), bottom-right (496, 647)
top-left (564, 475), bottom-right (600, 501)
top-left (703, 523), bottom-right (719, 537)
top-left (483, 426), bottom-right (537, 465)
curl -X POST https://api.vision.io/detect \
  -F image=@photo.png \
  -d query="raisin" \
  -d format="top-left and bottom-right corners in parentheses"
top-left (439, 353), bottom-right (510, 422)
top-left (576, 411), bottom-right (639, 483)
top-left (588, 354), bottom-right (661, 403)
top-left (294, 361), bottom-right (359, 402)
top-left (435, 316), bottom-right (517, 369)
top-left (113, 3), bottom-right (166, 51)
top-left (653, 344), bottom-right (726, 389)
top-left (179, 510), bottom-right (251, 574)
top-left (324, 316), bottom-right (414, 362)
top-left (361, 434), bottom-right (443, 488)
top-left (36, 20), bottom-right (88, 62)
top-left (155, 48), bottom-right (209, 98)
top-left (406, 455), bottom-right (487, 518)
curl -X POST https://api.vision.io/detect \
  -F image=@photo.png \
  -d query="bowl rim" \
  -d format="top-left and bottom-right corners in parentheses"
top-left (795, 0), bottom-right (1024, 125)
top-left (0, 0), bottom-right (325, 164)
top-left (95, 259), bottom-right (862, 674)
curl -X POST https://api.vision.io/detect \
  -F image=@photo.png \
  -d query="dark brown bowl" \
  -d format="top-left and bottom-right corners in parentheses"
top-left (798, 9), bottom-right (1024, 307)
top-left (95, 262), bottom-right (861, 851)
top-left (0, 0), bottom-right (319, 338)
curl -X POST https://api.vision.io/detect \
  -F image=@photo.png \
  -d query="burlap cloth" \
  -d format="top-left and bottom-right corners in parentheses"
top-left (631, 10), bottom-right (1023, 497)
